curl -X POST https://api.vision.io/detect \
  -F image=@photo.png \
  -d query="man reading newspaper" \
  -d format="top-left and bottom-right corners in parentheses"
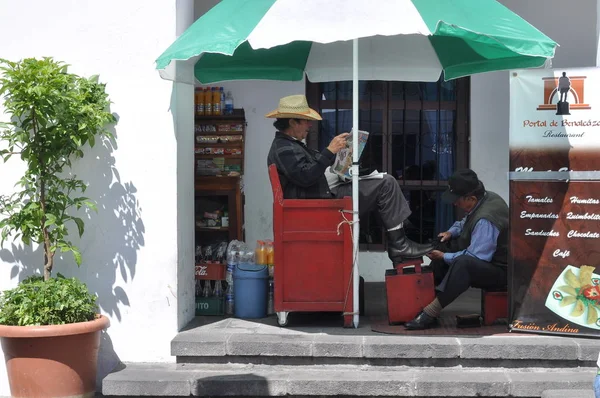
top-left (266, 94), bottom-right (433, 262)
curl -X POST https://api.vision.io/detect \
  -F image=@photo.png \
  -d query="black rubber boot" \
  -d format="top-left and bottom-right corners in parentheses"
top-left (387, 228), bottom-right (434, 263)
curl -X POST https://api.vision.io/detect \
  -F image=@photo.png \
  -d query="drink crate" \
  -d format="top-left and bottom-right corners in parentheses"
top-left (195, 296), bottom-right (225, 316)
top-left (195, 262), bottom-right (225, 280)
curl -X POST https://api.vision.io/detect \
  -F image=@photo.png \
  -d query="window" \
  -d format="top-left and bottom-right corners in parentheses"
top-left (306, 78), bottom-right (470, 250)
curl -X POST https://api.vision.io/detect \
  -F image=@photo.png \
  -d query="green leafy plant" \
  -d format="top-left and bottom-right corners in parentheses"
top-left (0, 274), bottom-right (96, 326)
top-left (0, 57), bottom-right (115, 281)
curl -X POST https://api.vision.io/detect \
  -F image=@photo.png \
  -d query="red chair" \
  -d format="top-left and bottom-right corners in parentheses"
top-left (268, 164), bottom-right (355, 327)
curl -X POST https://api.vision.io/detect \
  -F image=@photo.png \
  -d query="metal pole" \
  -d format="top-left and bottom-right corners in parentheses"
top-left (352, 38), bottom-right (360, 328)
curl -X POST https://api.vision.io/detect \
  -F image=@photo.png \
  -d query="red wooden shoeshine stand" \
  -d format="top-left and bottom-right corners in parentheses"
top-left (269, 165), bottom-right (355, 327)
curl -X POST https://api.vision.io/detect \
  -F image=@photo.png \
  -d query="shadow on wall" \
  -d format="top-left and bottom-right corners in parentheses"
top-left (0, 112), bottom-right (145, 384)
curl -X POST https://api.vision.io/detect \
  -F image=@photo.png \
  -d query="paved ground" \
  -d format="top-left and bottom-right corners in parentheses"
top-left (186, 284), bottom-right (494, 336)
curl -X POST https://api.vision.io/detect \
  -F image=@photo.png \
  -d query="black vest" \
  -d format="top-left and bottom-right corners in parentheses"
top-left (456, 191), bottom-right (509, 267)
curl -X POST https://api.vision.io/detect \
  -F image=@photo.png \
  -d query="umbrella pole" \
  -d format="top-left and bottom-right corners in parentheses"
top-left (352, 38), bottom-right (360, 328)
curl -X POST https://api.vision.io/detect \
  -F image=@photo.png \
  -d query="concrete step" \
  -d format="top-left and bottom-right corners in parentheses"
top-left (102, 363), bottom-right (595, 397)
top-left (172, 331), bottom-right (600, 368)
top-left (541, 390), bottom-right (594, 398)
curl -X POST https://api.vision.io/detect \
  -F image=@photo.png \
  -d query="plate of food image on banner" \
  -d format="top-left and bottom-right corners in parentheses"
top-left (545, 265), bottom-right (600, 331)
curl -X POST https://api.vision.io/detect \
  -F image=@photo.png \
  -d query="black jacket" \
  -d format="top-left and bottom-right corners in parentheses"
top-left (267, 132), bottom-right (335, 199)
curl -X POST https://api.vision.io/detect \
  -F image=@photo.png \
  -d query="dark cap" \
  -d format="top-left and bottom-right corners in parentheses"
top-left (442, 169), bottom-right (481, 203)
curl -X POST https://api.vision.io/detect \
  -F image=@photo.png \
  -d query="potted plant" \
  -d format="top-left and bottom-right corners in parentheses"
top-left (0, 57), bottom-right (115, 398)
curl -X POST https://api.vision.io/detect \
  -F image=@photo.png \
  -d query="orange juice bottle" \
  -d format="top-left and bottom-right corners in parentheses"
top-left (204, 88), bottom-right (212, 116)
top-left (212, 87), bottom-right (221, 115)
top-left (265, 240), bottom-right (274, 277)
top-left (195, 87), bottom-right (205, 116)
top-left (255, 240), bottom-right (266, 265)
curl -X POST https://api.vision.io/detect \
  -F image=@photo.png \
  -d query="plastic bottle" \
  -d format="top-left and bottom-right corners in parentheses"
top-left (225, 290), bottom-right (234, 315)
top-left (195, 280), bottom-right (202, 297)
top-left (213, 280), bottom-right (223, 298)
top-left (212, 87), bottom-right (221, 115)
top-left (225, 247), bottom-right (237, 315)
top-left (220, 87), bottom-right (225, 115)
top-left (255, 240), bottom-right (266, 265)
top-left (267, 279), bottom-right (274, 315)
top-left (221, 211), bottom-right (229, 228)
top-left (204, 88), bottom-right (212, 116)
top-left (226, 251), bottom-right (235, 285)
top-left (265, 240), bottom-right (274, 278)
top-left (201, 280), bottom-right (212, 298)
top-left (195, 87), bottom-right (205, 116)
top-left (224, 91), bottom-right (234, 115)
top-left (241, 250), bottom-right (255, 266)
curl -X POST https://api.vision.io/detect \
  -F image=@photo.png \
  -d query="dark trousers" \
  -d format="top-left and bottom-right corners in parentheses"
top-left (431, 255), bottom-right (507, 308)
top-left (332, 174), bottom-right (411, 230)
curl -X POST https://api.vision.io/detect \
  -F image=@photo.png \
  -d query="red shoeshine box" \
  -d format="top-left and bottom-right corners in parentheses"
top-left (385, 258), bottom-right (435, 324)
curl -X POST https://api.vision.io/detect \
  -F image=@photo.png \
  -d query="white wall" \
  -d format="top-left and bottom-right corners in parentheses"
top-left (0, 0), bottom-right (192, 395)
top-left (218, 81), bottom-right (304, 243)
top-left (175, 0), bottom-right (197, 332)
top-left (471, 0), bottom-right (599, 201)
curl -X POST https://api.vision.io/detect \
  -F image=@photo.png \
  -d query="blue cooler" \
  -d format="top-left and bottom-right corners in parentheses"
top-left (233, 263), bottom-right (269, 319)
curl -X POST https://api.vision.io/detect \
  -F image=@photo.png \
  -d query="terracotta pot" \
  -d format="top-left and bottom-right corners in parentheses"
top-left (0, 315), bottom-right (110, 398)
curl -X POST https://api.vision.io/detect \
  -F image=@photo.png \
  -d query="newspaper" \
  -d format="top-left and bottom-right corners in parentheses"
top-left (325, 167), bottom-right (387, 190)
top-left (331, 129), bottom-right (369, 179)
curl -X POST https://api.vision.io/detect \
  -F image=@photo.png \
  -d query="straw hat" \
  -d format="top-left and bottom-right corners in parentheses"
top-left (265, 94), bottom-right (322, 121)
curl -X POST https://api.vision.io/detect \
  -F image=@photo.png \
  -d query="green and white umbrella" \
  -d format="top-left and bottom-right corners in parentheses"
top-left (156, 0), bottom-right (557, 83)
top-left (156, 0), bottom-right (556, 328)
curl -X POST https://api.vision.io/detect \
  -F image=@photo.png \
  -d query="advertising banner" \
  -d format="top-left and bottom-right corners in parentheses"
top-left (510, 67), bottom-right (600, 337)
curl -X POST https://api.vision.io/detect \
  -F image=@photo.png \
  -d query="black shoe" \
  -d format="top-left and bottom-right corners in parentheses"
top-left (405, 311), bottom-right (438, 330)
top-left (387, 229), bottom-right (434, 263)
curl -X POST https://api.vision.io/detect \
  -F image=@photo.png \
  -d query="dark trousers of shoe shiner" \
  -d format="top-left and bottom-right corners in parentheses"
top-left (332, 174), bottom-right (411, 230)
top-left (430, 240), bottom-right (459, 286)
top-left (433, 255), bottom-right (507, 308)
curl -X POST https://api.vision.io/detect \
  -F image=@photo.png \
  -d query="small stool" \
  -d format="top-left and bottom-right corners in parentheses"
top-left (481, 288), bottom-right (508, 326)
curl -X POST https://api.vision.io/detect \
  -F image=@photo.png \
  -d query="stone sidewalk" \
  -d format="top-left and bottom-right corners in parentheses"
top-left (103, 287), bottom-right (600, 397)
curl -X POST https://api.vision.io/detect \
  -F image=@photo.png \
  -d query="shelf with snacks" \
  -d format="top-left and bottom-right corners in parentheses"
top-left (195, 183), bottom-right (242, 243)
top-left (194, 108), bottom-right (246, 121)
top-left (195, 128), bottom-right (245, 135)
top-left (195, 142), bottom-right (243, 148)
top-left (196, 226), bottom-right (229, 232)
top-left (195, 109), bottom-right (246, 177)
top-left (197, 130), bottom-right (245, 135)
top-left (195, 154), bottom-right (243, 160)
